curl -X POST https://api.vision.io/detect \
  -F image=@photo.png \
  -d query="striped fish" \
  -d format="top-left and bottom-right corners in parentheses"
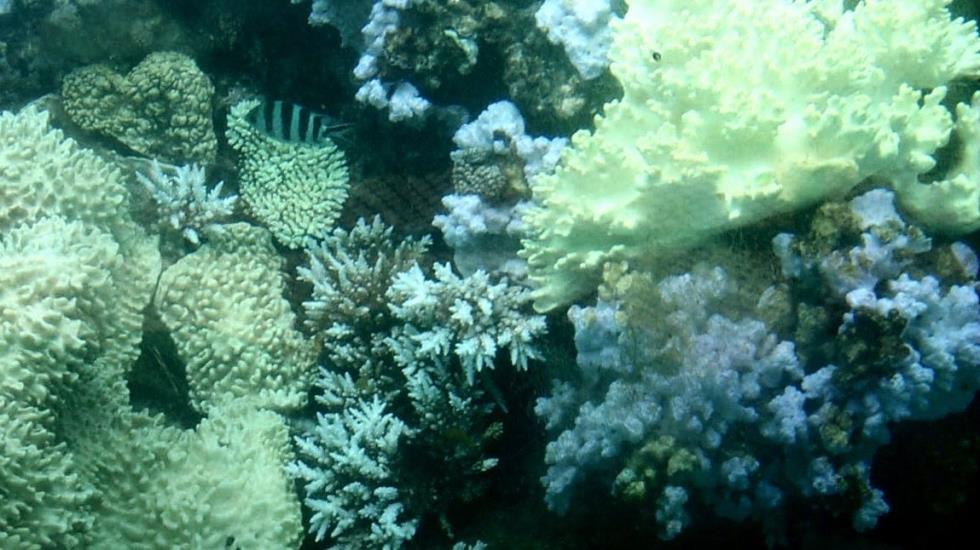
top-left (247, 100), bottom-right (351, 144)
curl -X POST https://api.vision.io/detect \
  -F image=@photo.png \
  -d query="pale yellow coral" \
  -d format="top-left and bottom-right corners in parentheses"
top-left (76, 403), bottom-right (302, 549)
top-left (155, 223), bottom-right (316, 413)
top-left (520, 0), bottom-right (980, 311)
top-left (61, 51), bottom-right (217, 164)
top-left (0, 105), bottom-right (161, 400)
top-left (0, 105), bottom-right (162, 548)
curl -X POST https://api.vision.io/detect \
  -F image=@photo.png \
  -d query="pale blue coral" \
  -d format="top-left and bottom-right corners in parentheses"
top-left (538, 190), bottom-right (980, 538)
top-left (289, 393), bottom-right (416, 548)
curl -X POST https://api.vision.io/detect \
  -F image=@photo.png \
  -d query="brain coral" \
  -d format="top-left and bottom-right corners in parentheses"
top-left (61, 51), bottom-right (217, 164)
top-left (155, 222), bottom-right (316, 413)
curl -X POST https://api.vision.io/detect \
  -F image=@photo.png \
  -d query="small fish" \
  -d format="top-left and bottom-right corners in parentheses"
top-left (247, 100), bottom-right (352, 144)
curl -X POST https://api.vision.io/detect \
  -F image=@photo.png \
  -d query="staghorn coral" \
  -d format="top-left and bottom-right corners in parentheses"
top-left (289, 387), bottom-right (417, 547)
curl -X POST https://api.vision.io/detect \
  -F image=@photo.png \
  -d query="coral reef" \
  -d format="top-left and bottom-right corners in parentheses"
top-left (2, 1), bottom-right (980, 548)
top-left (296, 0), bottom-right (614, 129)
top-left (435, 101), bottom-right (564, 279)
top-left (534, 0), bottom-right (614, 79)
top-left (537, 189), bottom-right (980, 539)
top-left (227, 98), bottom-right (350, 248)
top-left (75, 402), bottom-right (302, 549)
top-left (1, 101), bottom-right (306, 548)
top-left (61, 51), bottom-right (217, 164)
top-left (290, 391), bottom-right (417, 547)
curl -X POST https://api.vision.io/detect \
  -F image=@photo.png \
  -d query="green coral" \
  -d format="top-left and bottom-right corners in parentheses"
top-left (61, 51), bottom-right (217, 164)
top-left (520, 0), bottom-right (980, 311)
top-left (227, 98), bottom-right (350, 248)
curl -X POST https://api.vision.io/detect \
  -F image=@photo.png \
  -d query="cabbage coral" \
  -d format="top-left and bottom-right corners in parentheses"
top-left (521, 0), bottom-right (980, 311)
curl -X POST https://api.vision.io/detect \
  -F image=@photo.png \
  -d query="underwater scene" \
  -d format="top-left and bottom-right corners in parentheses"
top-left (2, 0), bottom-right (980, 548)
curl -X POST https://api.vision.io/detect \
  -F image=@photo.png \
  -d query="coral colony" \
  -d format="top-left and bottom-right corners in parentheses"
top-left (1, 1), bottom-right (979, 548)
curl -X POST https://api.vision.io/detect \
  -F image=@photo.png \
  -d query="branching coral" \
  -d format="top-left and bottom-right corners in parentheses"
top-left (136, 160), bottom-right (237, 245)
top-left (537, 189), bottom-right (980, 539)
top-left (293, 216), bottom-right (545, 546)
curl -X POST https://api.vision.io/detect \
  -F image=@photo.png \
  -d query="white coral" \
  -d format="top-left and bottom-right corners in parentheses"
top-left (136, 160), bottom-right (236, 245)
top-left (289, 396), bottom-right (416, 547)
top-left (386, 263), bottom-right (546, 384)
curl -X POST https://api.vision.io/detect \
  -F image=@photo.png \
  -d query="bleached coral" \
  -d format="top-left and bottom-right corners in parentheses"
top-left (433, 194), bottom-right (531, 279)
top-left (289, 394), bottom-right (416, 547)
top-left (0, 105), bottom-right (160, 399)
top-left (136, 161), bottom-right (237, 245)
top-left (534, 0), bottom-right (615, 79)
top-left (387, 262), bottom-right (545, 385)
top-left (539, 269), bottom-right (802, 533)
top-left (438, 102), bottom-right (564, 280)
top-left (155, 223), bottom-right (316, 413)
top-left (521, 0), bottom-right (980, 311)
top-left (0, 398), bottom-right (93, 549)
top-left (293, 0), bottom-right (375, 46)
top-left (75, 403), bottom-right (302, 549)
top-left (452, 101), bottom-right (566, 180)
top-left (0, 105), bottom-right (162, 547)
top-left (773, 188), bottom-right (933, 297)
